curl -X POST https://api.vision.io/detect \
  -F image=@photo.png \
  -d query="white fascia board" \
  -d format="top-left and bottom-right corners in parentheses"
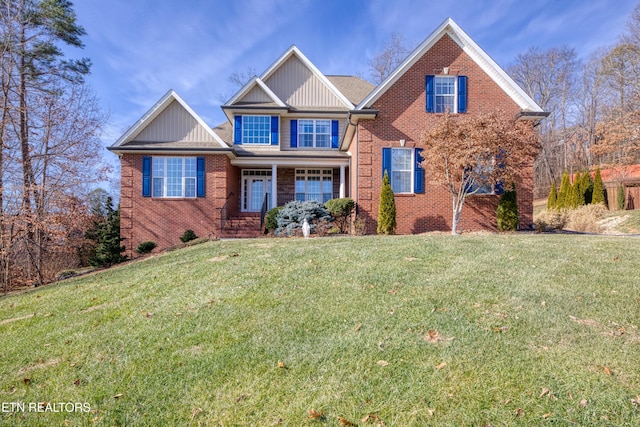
top-left (260, 45), bottom-right (355, 110)
top-left (356, 18), bottom-right (543, 113)
top-left (112, 89), bottom-right (227, 148)
top-left (224, 76), bottom-right (287, 107)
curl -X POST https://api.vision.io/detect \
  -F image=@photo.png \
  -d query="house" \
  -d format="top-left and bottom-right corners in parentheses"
top-left (109, 18), bottom-right (545, 255)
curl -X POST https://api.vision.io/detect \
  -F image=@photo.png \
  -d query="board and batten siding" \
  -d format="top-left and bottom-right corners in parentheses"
top-left (133, 100), bottom-right (218, 143)
top-left (264, 55), bottom-right (347, 108)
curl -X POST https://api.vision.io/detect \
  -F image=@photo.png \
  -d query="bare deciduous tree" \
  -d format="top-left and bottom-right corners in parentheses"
top-left (369, 32), bottom-right (413, 84)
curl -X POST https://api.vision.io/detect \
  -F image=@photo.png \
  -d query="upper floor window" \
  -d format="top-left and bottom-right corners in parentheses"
top-left (298, 119), bottom-right (331, 148)
top-left (426, 75), bottom-right (467, 113)
top-left (290, 119), bottom-right (339, 149)
top-left (234, 115), bottom-right (279, 145)
top-left (142, 156), bottom-right (205, 198)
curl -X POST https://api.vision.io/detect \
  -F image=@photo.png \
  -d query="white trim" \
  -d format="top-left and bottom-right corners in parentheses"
top-left (224, 76), bottom-right (287, 107)
top-left (112, 90), bottom-right (227, 148)
top-left (260, 46), bottom-right (354, 109)
top-left (356, 18), bottom-right (543, 113)
top-left (231, 157), bottom-right (349, 168)
top-left (389, 147), bottom-right (414, 194)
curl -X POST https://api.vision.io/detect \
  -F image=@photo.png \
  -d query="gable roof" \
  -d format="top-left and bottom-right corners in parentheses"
top-left (112, 90), bottom-right (227, 148)
top-left (356, 18), bottom-right (543, 113)
top-left (225, 76), bottom-right (287, 107)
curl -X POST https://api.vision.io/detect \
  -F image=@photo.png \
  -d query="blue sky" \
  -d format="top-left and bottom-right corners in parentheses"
top-left (68, 0), bottom-right (637, 157)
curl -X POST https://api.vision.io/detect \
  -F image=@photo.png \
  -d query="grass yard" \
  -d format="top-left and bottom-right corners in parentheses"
top-left (1, 234), bottom-right (639, 426)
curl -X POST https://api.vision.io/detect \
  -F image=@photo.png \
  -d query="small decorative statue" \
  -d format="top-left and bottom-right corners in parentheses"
top-left (302, 218), bottom-right (311, 239)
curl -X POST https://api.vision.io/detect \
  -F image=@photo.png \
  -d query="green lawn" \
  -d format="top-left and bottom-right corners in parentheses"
top-left (1, 234), bottom-right (639, 426)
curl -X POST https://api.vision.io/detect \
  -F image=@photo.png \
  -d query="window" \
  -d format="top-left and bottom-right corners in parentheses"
top-left (467, 159), bottom-right (496, 195)
top-left (298, 119), bottom-right (331, 148)
top-left (426, 75), bottom-right (467, 113)
top-left (295, 169), bottom-right (333, 203)
top-left (390, 148), bottom-right (412, 193)
top-left (434, 76), bottom-right (455, 113)
top-left (148, 157), bottom-right (199, 198)
top-left (234, 115), bottom-right (279, 145)
top-left (242, 115), bottom-right (271, 144)
top-left (382, 147), bottom-right (424, 194)
top-left (290, 119), bottom-right (339, 149)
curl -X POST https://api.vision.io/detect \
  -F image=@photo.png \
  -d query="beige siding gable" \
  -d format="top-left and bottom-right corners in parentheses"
top-left (264, 55), bottom-right (347, 108)
top-left (133, 100), bottom-right (217, 143)
top-left (237, 85), bottom-right (273, 104)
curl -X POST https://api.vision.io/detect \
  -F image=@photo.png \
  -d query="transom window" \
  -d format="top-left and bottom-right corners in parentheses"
top-left (390, 148), bottom-right (413, 193)
top-left (242, 115), bottom-right (271, 144)
top-left (298, 119), bottom-right (331, 148)
top-left (152, 157), bottom-right (197, 198)
top-left (295, 169), bottom-right (333, 203)
top-left (434, 76), bottom-right (456, 113)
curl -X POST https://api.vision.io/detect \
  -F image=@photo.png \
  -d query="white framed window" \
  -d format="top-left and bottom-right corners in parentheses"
top-left (295, 169), bottom-right (333, 203)
top-left (152, 157), bottom-right (197, 198)
top-left (434, 76), bottom-right (456, 113)
top-left (467, 158), bottom-right (495, 195)
top-left (298, 119), bottom-right (331, 148)
top-left (390, 148), bottom-right (413, 194)
top-left (242, 115), bottom-right (271, 144)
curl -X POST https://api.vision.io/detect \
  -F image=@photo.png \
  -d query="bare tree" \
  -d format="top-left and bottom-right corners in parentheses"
top-left (369, 32), bottom-right (412, 84)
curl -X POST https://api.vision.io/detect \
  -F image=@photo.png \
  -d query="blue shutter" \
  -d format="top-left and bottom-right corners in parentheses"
top-left (196, 157), bottom-right (205, 197)
top-left (271, 116), bottom-right (279, 145)
top-left (234, 115), bottom-right (242, 144)
top-left (331, 120), bottom-right (339, 149)
top-left (414, 148), bottom-right (424, 194)
top-left (382, 147), bottom-right (392, 179)
top-left (494, 148), bottom-right (505, 194)
top-left (494, 181), bottom-right (504, 195)
top-left (426, 75), bottom-right (435, 113)
top-left (457, 75), bottom-right (467, 113)
top-left (290, 119), bottom-right (298, 148)
top-left (142, 156), bottom-right (151, 197)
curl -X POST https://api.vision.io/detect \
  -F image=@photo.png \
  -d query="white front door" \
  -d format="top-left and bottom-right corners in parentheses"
top-left (242, 170), bottom-right (272, 212)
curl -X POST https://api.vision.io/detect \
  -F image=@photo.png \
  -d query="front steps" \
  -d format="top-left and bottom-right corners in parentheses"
top-left (220, 213), bottom-right (264, 238)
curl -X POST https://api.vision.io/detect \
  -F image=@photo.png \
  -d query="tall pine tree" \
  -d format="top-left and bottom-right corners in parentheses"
top-left (557, 171), bottom-right (570, 209)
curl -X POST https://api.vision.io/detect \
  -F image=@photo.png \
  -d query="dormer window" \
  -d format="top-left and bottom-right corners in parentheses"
top-left (233, 115), bottom-right (279, 145)
top-left (426, 75), bottom-right (467, 113)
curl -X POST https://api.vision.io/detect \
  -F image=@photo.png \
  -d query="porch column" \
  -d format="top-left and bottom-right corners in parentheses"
top-left (339, 165), bottom-right (346, 198)
top-left (271, 164), bottom-right (278, 209)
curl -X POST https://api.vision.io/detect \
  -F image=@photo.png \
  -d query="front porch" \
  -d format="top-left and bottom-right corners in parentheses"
top-left (221, 162), bottom-right (349, 237)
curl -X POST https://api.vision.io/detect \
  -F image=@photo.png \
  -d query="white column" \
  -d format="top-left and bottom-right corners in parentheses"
top-left (271, 164), bottom-right (278, 209)
top-left (339, 165), bottom-right (346, 198)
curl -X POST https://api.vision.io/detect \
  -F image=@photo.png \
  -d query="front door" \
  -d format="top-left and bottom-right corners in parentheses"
top-left (242, 170), bottom-right (272, 212)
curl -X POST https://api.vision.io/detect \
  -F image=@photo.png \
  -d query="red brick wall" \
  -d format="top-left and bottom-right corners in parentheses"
top-left (120, 154), bottom-right (236, 256)
top-left (355, 34), bottom-right (536, 234)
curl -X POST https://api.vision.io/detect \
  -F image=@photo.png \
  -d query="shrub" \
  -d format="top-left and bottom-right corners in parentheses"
top-left (533, 209), bottom-right (568, 232)
top-left (496, 187), bottom-right (518, 231)
top-left (275, 200), bottom-right (332, 236)
top-left (264, 206), bottom-right (284, 234)
top-left (324, 197), bottom-right (355, 233)
top-left (136, 241), bottom-right (157, 254)
top-left (592, 167), bottom-right (606, 207)
top-left (377, 171), bottom-right (396, 235)
top-left (547, 181), bottom-right (558, 210)
top-left (180, 229), bottom-right (198, 243)
top-left (565, 204), bottom-right (606, 233)
top-left (557, 171), bottom-right (570, 209)
top-left (580, 171), bottom-right (593, 205)
top-left (617, 184), bottom-right (626, 210)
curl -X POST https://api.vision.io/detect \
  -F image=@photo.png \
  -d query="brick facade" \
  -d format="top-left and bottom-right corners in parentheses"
top-left (354, 34), bottom-right (536, 234)
top-left (120, 153), bottom-right (234, 256)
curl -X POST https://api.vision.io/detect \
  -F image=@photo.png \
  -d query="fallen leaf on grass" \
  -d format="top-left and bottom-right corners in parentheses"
top-left (539, 387), bottom-right (550, 398)
top-left (23, 378), bottom-right (30, 385)
top-left (337, 416), bottom-right (357, 426)
top-left (631, 396), bottom-right (640, 406)
top-left (190, 407), bottom-right (203, 420)
top-left (424, 329), bottom-right (440, 343)
top-left (598, 365), bottom-right (613, 376)
top-left (514, 408), bottom-right (524, 417)
top-left (354, 323), bottom-right (362, 332)
top-left (144, 312), bottom-right (152, 319)
top-left (435, 362), bottom-right (447, 370)
top-left (377, 360), bottom-right (389, 367)
top-left (277, 360), bottom-right (286, 369)
top-left (362, 413), bottom-right (383, 423)
top-left (113, 393), bottom-right (123, 399)
top-left (542, 413), bottom-right (552, 419)
top-left (579, 399), bottom-right (588, 408)
top-left (73, 379), bottom-right (81, 386)
top-left (308, 409), bottom-right (325, 419)
top-left (236, 394), bottom-right (248, 402)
